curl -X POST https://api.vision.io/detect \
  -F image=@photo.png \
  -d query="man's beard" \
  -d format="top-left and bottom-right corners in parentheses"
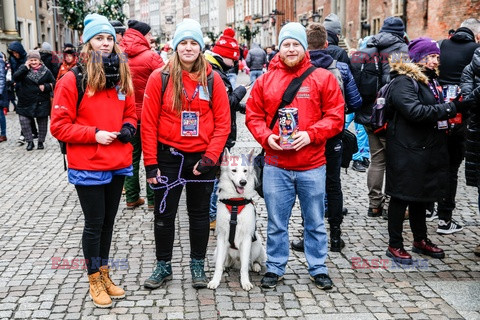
top-left (280, 52), bottom-right (305, 67)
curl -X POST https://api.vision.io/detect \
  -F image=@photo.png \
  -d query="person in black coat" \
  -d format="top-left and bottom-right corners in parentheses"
top-left (460, 47), bottom-right (480, 257)
top-left (13, 50), bottom-right (55, 151)
top-left (385, 37), bottom-right (478, 264)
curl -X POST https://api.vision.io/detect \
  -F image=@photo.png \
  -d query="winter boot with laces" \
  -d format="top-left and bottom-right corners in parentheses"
top-left (88, 272), bottom-right (112, 308)
top-left (144, 260), bottom-right (172, 289)
top-left (99, 266), bottom-right (125, 299)
top-left (190, 258), bottom-right (208, 289)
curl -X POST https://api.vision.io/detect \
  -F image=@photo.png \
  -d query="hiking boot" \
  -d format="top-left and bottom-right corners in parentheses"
top-left (352, 160), bottom-right (366, 172)
top-left (144, 260), bottom-right (172, 289)
top-left (367, 207), bottom-right (382, 217)
top-left (88, 272), bottom-right (112, 308)
top-left (0, 135), bottom-right (6, 142)
top-left (386, 246), bottom-right (412, 265)
top-left (310, 273), bottom-right (333, 290)
top-left (437, 219), bottom-right (463, 235)
top-left (362, 157), bottom-right (370, 168)
top-left (412, 239), bottom-right (445, 259)
top-left (209, 220), bottom-right (216, 231)
top-left (190, 259), bottom-right (208, 289)
top-left (475, 244), bottom-right (480, 257)
top-left (99, 266), bottom-right (125, 299)
top-left (261, 272), bottom-right (283, 289)
top-left (37, 142), bottom-right (44, 150)
top-left (291, 239), bottom-right (304, 252)
top-left (26, 141), bottom-right (34, 151)
top-left (330, 225), bottom-right (345, 253)
top-left (126, 198), bottom-right (145, 209)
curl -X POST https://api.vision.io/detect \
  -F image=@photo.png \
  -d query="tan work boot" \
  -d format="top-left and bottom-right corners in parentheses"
top-left (88, 272), bottom-right (112, 308)
top-left (100, 266), bottom-right (125, 299)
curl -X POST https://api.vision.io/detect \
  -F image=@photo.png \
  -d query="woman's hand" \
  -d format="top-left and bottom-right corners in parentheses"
top-left (39, 84), bottom-right (44, 92)
top-left (95, 130), bottom-right (119, 145)
top-left (267, 134), bottom-right (282, 151)
top-left (24, 61), bottom-right (30, 69)
top-left (146, 169), bottom-right (161, 184)
top-left (291, 131), bottom-right (311, 151)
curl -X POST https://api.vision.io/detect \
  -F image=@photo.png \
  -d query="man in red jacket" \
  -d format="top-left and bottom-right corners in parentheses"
top-left (246, 22), bottom-right (344, 290)
top-left (120, 20), bottom-right (164, 210)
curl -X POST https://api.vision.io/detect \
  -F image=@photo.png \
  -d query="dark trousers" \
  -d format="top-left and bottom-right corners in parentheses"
top-left (19, 115), bottom-right (45, 142)
top-left (153, 145), bottom-right (216, 262)
top-left (325, 133), bottom-right (343, 227)
top-left (437, 133), bottom-right (465, 221)
top-left (388, 197), bottom-right (427, 248)
top-left (75, 175), bottom-right (125, 274)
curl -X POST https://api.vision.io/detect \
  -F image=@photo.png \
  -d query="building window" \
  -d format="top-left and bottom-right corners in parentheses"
top-left (361, 0), bottom-right (368, 21)
top-left (372, 18), bottom-right (381, 34)
top-left (360, 0), bottom-right (369, 38)
top-left (393, 0), bottom-right (404, 16)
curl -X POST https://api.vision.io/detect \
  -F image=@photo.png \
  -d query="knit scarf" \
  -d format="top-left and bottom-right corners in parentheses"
top-left (102, 53), bottom-right (120, 88)
top-left (26, 64), bottom-right (47, 83)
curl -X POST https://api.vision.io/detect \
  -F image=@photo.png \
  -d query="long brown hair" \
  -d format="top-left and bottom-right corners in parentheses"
top-left (80, 42), bottom-right (133, 97)
top-left (168, 51), bottom-right (209, 114)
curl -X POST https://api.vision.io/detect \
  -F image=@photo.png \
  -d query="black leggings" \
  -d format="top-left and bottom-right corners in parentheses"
top-left (75, 175), bottom-right (125, 274)
top-left (153, 146), bottom-right (216, 262)
top-left (388, 197), bottom-right (428, 248)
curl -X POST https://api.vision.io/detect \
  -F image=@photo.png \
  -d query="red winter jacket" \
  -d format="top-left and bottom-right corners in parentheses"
top-left (246, 53), bottom-right (345, 171)
top-left (141, 63), bottom-right (231, 166)
top-left (50, 71), bottom-right (137, 170)
top-left (120, 28), bottom-right (164, 121)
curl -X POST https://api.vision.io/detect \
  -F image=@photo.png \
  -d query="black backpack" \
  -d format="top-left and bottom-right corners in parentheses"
top-left (58, 66), bottom-right (86, 170)
top-left (350, 46), bottom-right (384, 103)
top-left (341, 129), bottom-right (358, 169)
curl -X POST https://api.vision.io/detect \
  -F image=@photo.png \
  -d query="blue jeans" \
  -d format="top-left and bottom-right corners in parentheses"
top-left (0, 108), bottom-right (5, 136)
top-left (345, 113), bottom-right (369, 161)
top-left (263, 164), bottom-right (328, 277)
top-left (226, 73), bottom-right (237, 89)
top-left (249, 70), bottom-right (263, 84)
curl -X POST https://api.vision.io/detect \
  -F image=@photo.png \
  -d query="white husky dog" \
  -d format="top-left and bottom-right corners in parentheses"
top-left (208, 148), bottom-right (266, 291)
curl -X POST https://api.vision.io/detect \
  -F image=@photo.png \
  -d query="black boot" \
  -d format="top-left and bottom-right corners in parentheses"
top-left (26, 141), bottom-right (34, 151)
top-left (291, 238), bottom-right (304, 252)
top-left (37, 142), bottom-right (44, 150)
top-left (330, 225), bottom-right (345, 252)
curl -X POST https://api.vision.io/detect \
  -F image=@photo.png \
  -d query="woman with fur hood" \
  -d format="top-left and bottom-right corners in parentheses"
top-left (384, 37), bottom-right (479, 264)
top-left (460, 47), bottom-right (480, 257)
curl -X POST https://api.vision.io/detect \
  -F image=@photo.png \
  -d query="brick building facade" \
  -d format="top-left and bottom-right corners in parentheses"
top-left (288, 0), bottom-right (480, 49)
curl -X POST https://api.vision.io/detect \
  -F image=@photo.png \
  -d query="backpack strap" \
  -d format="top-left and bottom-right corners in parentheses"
top-left (70, 66), bottom-right (86, 110)
top-left (161, 70), bottom-right (215, 108)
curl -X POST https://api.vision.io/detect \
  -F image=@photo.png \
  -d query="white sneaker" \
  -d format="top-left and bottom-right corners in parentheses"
top-left (437, 219), bottom-right (463, 235)
top-left (426, 206), bottom-right (438, 221)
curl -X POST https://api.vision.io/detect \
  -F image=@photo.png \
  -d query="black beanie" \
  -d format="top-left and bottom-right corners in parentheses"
top-left (109, 20), bottom-right (126, 34)
top-left (63, 43), bottom-right (75, 54)
top-left (128, 20), bottom-right (151, 36)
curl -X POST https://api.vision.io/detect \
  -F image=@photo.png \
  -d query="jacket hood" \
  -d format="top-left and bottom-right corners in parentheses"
top-left (368, 32), bottom-right (405, 51)
top-left (120, 28), bottom-right (151, 58)
top-left (204, 50), bottom-right (228, 71)
top-left (327, 30), bottom-right (339, 46)
top-left (250, 43), bottom-right (261, 50)
top-left (309, 49), bottom-right (334, 69)
top-left (268, 50), bottom-right (311, 72)
top-left (450, 27), bottom-right (475, 43)
top-left (389, 59), bottom-right (428, 85)
top-left (7, 41), bottom-right (26, 57)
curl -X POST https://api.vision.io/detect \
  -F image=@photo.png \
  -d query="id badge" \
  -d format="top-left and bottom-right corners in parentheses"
top-left (181, 111), bottom-right (199, 136)
top-left (437, 120), bottom-right (448, 130)
top-left (198, 86), bottom-right (209, 101)
top-left (116, 86), bottom-right (126, 101)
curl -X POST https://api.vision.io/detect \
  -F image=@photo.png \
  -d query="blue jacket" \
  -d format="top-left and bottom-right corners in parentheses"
top-left (310, 49), bottom-right (362, 113)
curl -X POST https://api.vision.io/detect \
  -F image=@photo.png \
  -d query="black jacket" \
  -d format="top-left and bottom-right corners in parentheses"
top-left (439, 27), bottom-right (480, 86)
top-left (460, 47), bottom-right (480, 187)
top-left (13, 64), bottom-right (55, 118)
top-left (205, 51), bottom-right (247, 149)
top-left (40, 50), bottom-right (60, 79)
top-left (385, 61), bottom-right (457, 202)
top-left (326, 31), bottom-right (350, 67)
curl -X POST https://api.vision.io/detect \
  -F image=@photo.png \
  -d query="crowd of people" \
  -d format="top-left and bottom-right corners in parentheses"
top-left (1, 12), bottom-right (480, 308)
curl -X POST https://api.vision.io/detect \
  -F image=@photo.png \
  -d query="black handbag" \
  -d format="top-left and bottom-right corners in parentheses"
top-left (341, 129), bottom-right (358, 169)
top-left (254, 66), bottom-right (317, 197)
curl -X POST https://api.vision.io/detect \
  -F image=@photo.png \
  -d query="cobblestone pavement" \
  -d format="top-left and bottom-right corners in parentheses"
top-left (0, 72), bottom-right (479, 320)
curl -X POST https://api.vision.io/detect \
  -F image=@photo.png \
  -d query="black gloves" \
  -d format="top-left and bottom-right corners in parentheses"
top-left (145, 165), bottom-right (159, 180)
top-left (195, 156), bottom-right (216, 174)
top-left (117, 123), bottom-right (136, 143)
top-left (237, 102), bottom-right (246, 114)
top-left (452, 98), bottom-right (476, 113)
top-left (233, 86), bottom-right (247, 101)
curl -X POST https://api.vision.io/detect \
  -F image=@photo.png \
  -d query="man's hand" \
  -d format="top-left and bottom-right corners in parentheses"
top-left (95, 130), bottom-right (119, 145)
top-left (291, 131), bottom-right (311, 151)
top-left (267, 134), bottom-right (283, 150)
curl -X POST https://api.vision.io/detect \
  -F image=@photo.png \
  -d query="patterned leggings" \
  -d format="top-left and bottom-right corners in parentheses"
top-left (19, 115), bottom-right (48, 142)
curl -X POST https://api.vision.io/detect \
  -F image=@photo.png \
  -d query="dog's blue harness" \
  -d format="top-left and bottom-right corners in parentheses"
top-left (219, 198), bottom-right (257, 250)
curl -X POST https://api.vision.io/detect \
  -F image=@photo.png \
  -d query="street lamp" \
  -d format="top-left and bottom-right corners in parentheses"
top-left (312, 12), bottom-right (321, 22)
top-left (300, 15), bottom-right (308, 27)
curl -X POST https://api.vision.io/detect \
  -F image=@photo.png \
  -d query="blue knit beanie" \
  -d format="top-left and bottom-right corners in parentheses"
top-left (82, 14), bottom-right (116, 43)
top-left (172, 19), bottom-right (204, 51)
top-left (380, 16), bottom-right (405, 38)
top-left (278, 22), bottom-right (308, 51)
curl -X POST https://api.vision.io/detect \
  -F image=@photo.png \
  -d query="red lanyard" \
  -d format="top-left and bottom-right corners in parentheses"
top-left (183, 84), bottom-right (199, 108)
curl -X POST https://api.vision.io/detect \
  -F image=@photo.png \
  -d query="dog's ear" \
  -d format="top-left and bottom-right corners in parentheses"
top-left (247, 148), bottom-right (255, 165)
top-left (224, 148), bottom-right (230, 159)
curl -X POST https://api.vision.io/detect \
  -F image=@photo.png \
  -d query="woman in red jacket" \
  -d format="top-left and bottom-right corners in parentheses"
top-left (141, 19), bottom-right (230, 290)
top-left (50, 14), bottom-right (137, 308)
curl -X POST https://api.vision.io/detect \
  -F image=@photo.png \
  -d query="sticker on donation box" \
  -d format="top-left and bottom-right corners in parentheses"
top-left (181, 111), bottom-right (199, 136)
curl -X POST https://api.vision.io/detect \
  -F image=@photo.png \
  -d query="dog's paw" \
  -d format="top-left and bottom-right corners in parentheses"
top-left (241, 279), bottom-right (254, 291)
top-left (207, 280), bottom-right (220, 290)
top-left (252, 262), bottom-right (262, 273)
